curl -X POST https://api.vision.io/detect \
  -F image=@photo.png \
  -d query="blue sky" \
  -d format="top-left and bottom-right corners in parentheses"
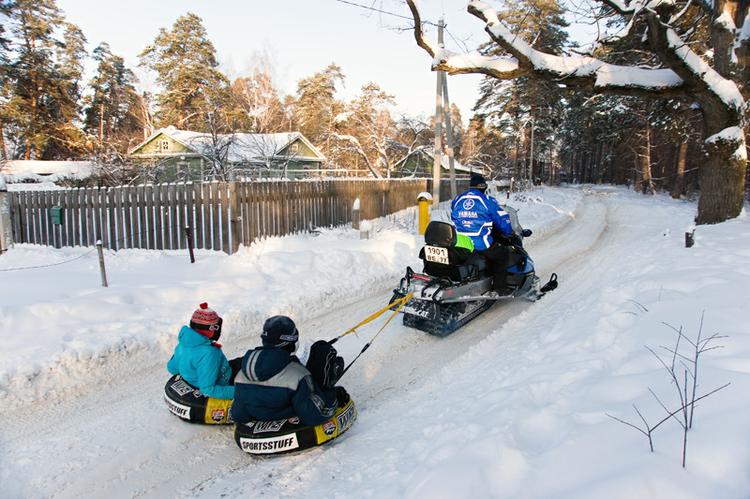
top-left (57, 0), bottom-right (490, 124)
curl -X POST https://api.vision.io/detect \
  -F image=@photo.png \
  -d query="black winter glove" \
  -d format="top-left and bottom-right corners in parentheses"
top-left (522, 229), bottom-right (533, 237)
top-left (335, 386), bottom-right (350, 407)
top-left (307, 340), bottom-right (345, 389)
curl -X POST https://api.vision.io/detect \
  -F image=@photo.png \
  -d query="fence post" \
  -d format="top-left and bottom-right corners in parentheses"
top-left (0, 174), bottom-right (12, 254)
top-left (352, 197), bottom-right (360, 230)
top-left (185, 226), bottom-right (196, 263)
top-left (229, 181), bottom-right (241, 254)
top-left (96, 240), bottom-right (108, 287)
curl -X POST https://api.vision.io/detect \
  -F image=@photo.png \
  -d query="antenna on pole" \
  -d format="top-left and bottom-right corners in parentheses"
top-left (431, 17), bottom-right (445, 207)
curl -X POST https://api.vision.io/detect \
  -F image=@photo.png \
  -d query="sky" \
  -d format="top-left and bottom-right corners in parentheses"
top-left (55, 0), bottom-right (483, 124)
top-left (55, 0), bottom-right (600, 127)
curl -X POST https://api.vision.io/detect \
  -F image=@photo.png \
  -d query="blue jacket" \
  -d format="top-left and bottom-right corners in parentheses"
top-left (167, 326), bottom-right (235, 400)
top-left (451, 188), bottom-right (513, 250)
top-left (230, 346), bottom-right (338, 426)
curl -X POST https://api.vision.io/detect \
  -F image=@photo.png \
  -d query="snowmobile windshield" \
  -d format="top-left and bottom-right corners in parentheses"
top-left (500, 205), bottom-right (523, 236)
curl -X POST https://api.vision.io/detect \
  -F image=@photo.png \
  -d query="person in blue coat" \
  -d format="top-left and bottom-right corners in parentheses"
top-left (451, 174), bottom-right (530, 293)
top-left (167, 303), bottom-right (241, 400)
top-left (231, 315), bottom-right (349, 426)
top-left (451, 173), bottom-right (515, 250)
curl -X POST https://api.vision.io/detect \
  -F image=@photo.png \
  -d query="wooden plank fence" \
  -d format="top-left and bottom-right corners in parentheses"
top-left (8, 178), bottom-right (466, 254)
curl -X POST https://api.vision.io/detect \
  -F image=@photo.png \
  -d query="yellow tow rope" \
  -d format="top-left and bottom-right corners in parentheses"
top-left (333, 292), bottom-right (414, 342)
top-left (332, 292), bottom-right (414, 378)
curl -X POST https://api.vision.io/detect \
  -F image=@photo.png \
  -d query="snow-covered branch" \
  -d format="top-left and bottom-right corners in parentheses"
top-left (466, 0), bottom-right (686, 94)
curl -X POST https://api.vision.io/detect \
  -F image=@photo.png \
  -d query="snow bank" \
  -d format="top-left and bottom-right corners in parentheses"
top-left (0, 187), bottom-right (582, 407)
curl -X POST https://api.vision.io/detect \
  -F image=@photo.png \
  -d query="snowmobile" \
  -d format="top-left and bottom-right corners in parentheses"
top-left (391, 205), bottom-right (557, 337)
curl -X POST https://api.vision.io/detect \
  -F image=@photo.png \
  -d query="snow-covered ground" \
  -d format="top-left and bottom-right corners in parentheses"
top-left (1, 186), bottom-right (748, 498)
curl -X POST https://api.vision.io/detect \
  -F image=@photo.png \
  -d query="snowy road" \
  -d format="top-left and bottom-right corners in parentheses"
top-left (0, 191), bottom-right (607, 498)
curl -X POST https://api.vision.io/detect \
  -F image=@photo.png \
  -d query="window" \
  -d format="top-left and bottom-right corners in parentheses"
top-left (159, 139), bottom-right (170, 152)
top-left (289, 142), bottom-right (299, 155)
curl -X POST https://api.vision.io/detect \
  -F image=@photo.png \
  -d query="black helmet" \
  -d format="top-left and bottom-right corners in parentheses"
top-left (470, 173), bottom-right (487, 191)
top-left (261, 315), bottom-right (299, 348)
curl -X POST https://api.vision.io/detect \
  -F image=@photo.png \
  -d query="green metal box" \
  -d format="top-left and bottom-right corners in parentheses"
top-left (50, 205), bottom-right (63, 225)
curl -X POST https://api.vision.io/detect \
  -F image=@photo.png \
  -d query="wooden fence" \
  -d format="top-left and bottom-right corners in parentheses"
top-left (7, 178), bottom-right (465, 254)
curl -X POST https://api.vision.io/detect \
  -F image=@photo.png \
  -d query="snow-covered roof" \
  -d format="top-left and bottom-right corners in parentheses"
top-left (0, 160), bottom-right (95, 183)
top-left (130, 127), bottom-right (326, 163)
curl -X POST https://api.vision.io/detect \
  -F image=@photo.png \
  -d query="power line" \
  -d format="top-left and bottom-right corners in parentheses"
top-left (334, 0), bottom-right (475, 54)
top-left (333, 0), bottom-right (441, 27)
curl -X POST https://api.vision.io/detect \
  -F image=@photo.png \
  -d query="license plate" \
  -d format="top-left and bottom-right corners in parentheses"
top-left (424, 245), bottom-right (449, 264)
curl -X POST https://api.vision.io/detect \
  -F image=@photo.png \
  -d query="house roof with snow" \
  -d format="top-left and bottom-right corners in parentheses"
top-left (128, 126), bottom-right (326, 164)
top-left (0, 160), bottom-right (95, 183)
top-left (393, 148), bottom-right (491, 177)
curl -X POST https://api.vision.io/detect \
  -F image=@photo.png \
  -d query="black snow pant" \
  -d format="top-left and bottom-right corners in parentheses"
top-left (479, 244), bottom-right (525, 293)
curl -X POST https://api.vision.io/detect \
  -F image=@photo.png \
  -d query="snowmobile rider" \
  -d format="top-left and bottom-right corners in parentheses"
top-left (230, 315), bottom-right (350, 426)
top-left (451, 173), bottom-right (531, 293)
top-left (167, 302), bottom-right (242, 400)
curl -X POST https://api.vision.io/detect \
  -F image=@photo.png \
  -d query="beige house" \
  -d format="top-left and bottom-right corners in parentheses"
top-left (128, 126), bottom-right (326, 181)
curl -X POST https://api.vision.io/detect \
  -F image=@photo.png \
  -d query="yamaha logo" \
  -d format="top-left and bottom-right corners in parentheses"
top-left (462, 199), bottom-right (475, 210)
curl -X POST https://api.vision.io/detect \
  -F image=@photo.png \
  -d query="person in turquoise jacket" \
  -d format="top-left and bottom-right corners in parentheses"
top-left (167, 302), bottom-right (241, 400)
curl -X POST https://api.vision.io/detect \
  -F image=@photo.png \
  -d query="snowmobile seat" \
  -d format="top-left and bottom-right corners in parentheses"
top-left (234, 399), bottom-right (357, 456)
top-left (420, 221), bottom-right (479, 282)
top-left (164, 374), bottom-right (233, 425)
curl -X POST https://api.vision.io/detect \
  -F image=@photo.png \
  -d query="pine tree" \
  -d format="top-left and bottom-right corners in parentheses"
top-left (0, 1), bottom-right (11, 159)
top-left (139, 12), bottom-right (230, 131)
top-left (293, 63), bottom-right (345, 151)
top-left (83, 42), bottom-right (142, 158)
top-left (472, 0), bottom-right (571, 182)
top-left (43, 21), bottom-right (87, 158)
top-left (3, 0), bottom-right (87, 159)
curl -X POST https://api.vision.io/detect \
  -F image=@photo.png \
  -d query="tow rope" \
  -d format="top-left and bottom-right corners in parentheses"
top-left (331, 292), bottom-right (413, 379)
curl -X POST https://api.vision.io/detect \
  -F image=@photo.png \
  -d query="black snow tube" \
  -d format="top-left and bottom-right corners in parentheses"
top-left (234, 399), bottom-right (357, 455)
top-left (164, 374), bottom-right (233, 425)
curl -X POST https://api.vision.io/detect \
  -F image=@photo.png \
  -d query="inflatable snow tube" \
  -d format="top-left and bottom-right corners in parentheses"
top-left (234, 399), bottom-right (357, 456)
top-left (164, 374), bottom-right (233, 425)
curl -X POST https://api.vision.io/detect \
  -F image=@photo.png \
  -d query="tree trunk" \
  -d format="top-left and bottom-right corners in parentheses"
top-left (696, 113), bottom-right (747, 223)
top-left (672, 141), bottom-right (688, 198)
top-left (0, 121), bottom-right (6, 160)
top-left (639, 124), bottom-right (656, 194)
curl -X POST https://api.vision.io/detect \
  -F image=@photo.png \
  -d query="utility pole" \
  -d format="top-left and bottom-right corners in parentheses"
top-left (431, 17), bottom-right (445, 206)
top-left (442, 72), bottom-right (457, 199)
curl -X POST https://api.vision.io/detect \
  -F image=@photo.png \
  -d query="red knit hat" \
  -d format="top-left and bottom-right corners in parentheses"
top-left (190, 302), bottom-right (220, 330)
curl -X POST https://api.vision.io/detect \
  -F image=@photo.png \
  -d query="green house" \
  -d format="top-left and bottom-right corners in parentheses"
top-left (392, 148), bottom-right (490, 179)
top-left (128, 126), bottom-right (326, 181)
